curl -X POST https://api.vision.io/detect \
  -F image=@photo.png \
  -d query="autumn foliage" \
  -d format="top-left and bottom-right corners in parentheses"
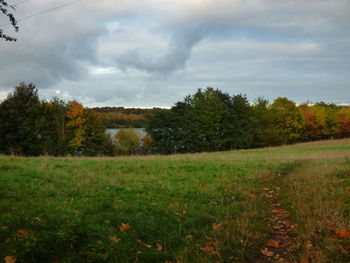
top-left (1, 83), bottom-right (350, 156)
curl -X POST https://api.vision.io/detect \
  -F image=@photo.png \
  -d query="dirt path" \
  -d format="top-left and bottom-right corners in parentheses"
top-left (247, 186), bottom-right (298, 263)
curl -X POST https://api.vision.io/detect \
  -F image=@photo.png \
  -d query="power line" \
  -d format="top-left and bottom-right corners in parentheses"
top-left (11, 0), bottom-right (30, 6)
top-left (0, 0), bottom-right (82, 27)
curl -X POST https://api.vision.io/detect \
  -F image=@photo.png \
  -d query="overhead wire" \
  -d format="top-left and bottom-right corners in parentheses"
top-left (10, 0), bottom-right (30, 7)
top-left (0, 0), bottom-right (82, 27)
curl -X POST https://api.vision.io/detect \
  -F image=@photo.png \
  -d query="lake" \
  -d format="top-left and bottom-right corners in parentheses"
top-left (106, 128), bottom-right (147, 139)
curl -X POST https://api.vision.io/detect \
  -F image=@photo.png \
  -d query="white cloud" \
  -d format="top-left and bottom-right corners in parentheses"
top-left (0, 0), bottom-right (349, 106)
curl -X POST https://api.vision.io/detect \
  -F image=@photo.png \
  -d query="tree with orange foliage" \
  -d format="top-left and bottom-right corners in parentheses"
top-left (336, 107), bottom-right (350, 138)
top-left (66, 100), bottom-right (87, 154)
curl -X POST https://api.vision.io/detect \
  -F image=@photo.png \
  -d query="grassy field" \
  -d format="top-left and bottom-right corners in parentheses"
top-left (1, 139), bottom-right (350, 263)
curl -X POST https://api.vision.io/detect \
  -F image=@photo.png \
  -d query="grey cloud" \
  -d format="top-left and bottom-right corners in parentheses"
top-left (116, 28), bottom-right (204, 74)
top-left (1, 0), bottom-right (350, 106)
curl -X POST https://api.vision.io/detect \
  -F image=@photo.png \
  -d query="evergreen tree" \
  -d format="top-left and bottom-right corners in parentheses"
top-left (0, 82), bottom-right (42, 155)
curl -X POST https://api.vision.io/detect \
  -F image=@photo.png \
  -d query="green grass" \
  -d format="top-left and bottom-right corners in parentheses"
top-left (1, 139), bottom-right (350, 263)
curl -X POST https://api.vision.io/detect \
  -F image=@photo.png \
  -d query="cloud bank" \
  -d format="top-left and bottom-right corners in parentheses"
top-left (0, 0), bottom-right (349, 106)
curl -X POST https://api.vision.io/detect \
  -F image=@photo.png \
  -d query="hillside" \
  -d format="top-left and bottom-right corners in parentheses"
top-left (1, 139), bottom-right (350, 262)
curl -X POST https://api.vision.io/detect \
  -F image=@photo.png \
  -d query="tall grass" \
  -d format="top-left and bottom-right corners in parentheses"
top-left (1, 139), bottom-right (350, 262)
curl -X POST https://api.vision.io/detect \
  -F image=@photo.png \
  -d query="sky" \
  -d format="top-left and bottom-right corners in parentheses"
top-left (0, 0), bottom-right (349, 107)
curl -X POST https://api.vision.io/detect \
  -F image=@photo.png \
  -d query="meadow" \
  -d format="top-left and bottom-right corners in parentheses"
top-left (1, 139), bottom-right (350, 263)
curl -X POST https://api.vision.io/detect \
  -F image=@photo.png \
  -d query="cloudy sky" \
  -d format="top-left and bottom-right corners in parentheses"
top-left (0, 0), bottom-right (349, 107)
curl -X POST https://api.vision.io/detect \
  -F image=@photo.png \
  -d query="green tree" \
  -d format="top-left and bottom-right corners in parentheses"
top-left (147, 88), bottom-right (254, 154)
top-left (250, 98), bottom-right (275, 147)
top-left (0, 82), bottom-right (43, 155)
top-left (269, 97), bottom-right (305, 145)
top-left (40, 98), bottom-right (68, 156)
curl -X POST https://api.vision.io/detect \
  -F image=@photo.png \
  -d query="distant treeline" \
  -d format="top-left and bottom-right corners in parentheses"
top-left (1, 83), bottom-right (349, 156)
top-left (92, 107), bottom-right (161, 128)
top-left (0, 83), bottom-right (152, 156)
top-left (146, 88), bottom-right (350, 154)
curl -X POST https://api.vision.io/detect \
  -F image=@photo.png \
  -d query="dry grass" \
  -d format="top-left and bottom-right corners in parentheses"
top-left (279, 160), bottom-right (350, 262)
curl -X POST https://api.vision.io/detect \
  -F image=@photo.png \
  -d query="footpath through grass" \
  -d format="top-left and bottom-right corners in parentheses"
top-left (1, 139), bottom-right (350, 263)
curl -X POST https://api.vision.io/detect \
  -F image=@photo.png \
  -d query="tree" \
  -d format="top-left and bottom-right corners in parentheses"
top-left (40, 98), bottom-right (68, 156)
top-left (336, 107), bottom-right (350, 138)
top-left (269, 97), bottom-right (305, 145)
top-left (66, 101), bottom-right (114, 156)
top-left (0, 0), bottom-right (18, 41)
top-left (115, 129), bottom-right (140, 155)
top-left (0, 82), bottom-right (42, 155)
top-left (66, 100), bottom-right (87, 154)
top-left (250, 98), bottom-right (276, 147)
top-left (146, 88), bottom-right (255, 154)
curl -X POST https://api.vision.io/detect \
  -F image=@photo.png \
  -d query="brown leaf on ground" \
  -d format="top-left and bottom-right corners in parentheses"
top-left (305, 240), bottom-right (312, 249)
top-left (273, 225), bottom-right (284, 230)
top-left (336, 228), bottom-right (350, 239)
top-left (199, 184), bottom-right (206, 189)
top-left (212, 222), bottom-right (224, 231)
top-left (245, 192), bottom-right (256, 199)
top-left (17, 229), bottom-right (28, 238)
top-left (343, 244), bottom-right (350, 251)
top-left (272, 208), bottom-right (284, 213)
top-left (266, 240), bottom-right (280, 248)
top-left (201, 246), bottom-right (218, 255)
top-left (119, 223), bottom-right (131, 232)
top-left (156, 243), bottom-right (163, 251)
top-left (261, 248), bottom-right (274, 257)
top-left (206, 240), bottom-right (219, 246)
top-left (262, 187), bottom-right (270, 191)
top-left (4, 256), bottom-right (16, 263)
top-left (327, 224), bottom-right (336, 232)
top-left (275, 186), bottom-right (281, 190)
top-left (109, 236), bottom-right (120, 243)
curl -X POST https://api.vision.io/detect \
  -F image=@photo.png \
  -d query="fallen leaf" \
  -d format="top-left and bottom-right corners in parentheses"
top-left (261, 248), bottom-right (273, 257)
top-left (156, 243), bottom-right (163, 251)
top-left (266, 240), bottom-right (280, 248)
top-left (137, 240), bottom-right (152, 248)
top-left (342, 244), bottom-right (350, 251)
top-left (119, 223), bottom-right (131, 232)
top-left (4, 256), bottom-right (16, 263)
top-left (262, 187), bottom-right (270, 191)
top-left (327, 224), bottom-right (336, 232)
top-left (273, 225), bottom-right (284, 230)
top-left (305, 240), bottom-right (312, 249)
top-left (301, 258), bottom-right (310, 263)
top-left (206, 240), bottom-right (219, 246)
top-left (17, 229), bottom-right (28, 238)
top-left (275, 186), bottom-right (281, 190)
top-left (200, 246), bottom-right (217, 255)
top-left (109, 236), bottom-right (120, 243)
top-left (212, 222), bottom-right (224, 231)
top-left (245, 192), bottom-right (256, 199)
top-left (336, 228), bottom-right (350, 239)
top-left (272, 208), bottom-right (284, 214)
top-left (199, 184), bottom-right (206, 189)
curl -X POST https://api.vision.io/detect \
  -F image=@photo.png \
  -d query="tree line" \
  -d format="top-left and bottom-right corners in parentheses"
top-left (146, 88), bottom-right (350, 154)
top-left (0, 83), bottom-right (152, 156)
top-left (1, 84), bottom-right (349, 156)
top-left (92, 107), bottom-right (162, 128)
